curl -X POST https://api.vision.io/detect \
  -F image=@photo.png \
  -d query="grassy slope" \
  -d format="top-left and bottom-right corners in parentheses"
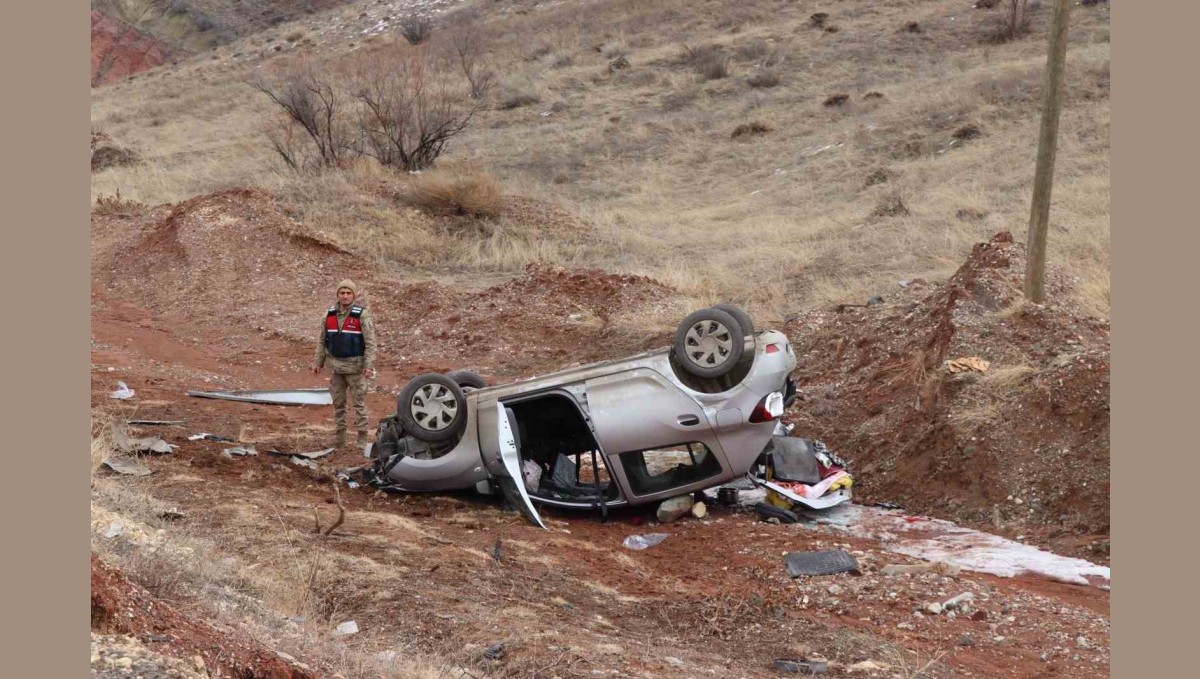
top-left (91, 0), bottom-right (1110, 319)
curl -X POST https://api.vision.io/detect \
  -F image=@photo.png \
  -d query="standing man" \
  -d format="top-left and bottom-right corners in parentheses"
top-left (313, 280), bottom-right (377, 447)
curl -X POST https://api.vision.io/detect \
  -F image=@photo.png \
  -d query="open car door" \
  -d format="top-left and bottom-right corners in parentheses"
top-left (492, 402), bottom-right (547, 529)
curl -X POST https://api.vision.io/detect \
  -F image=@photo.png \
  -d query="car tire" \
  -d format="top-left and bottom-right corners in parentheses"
top-left (396, 374), bottom-right (468, 443)
top-left (673, 307), bottom-right (746, 378)
top-left (445, 369), bottom-right (488, 391)
top-left (712, 302), bottom-right (754, 336)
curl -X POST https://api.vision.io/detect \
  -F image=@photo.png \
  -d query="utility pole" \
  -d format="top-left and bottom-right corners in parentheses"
top-left (1024, 0), bottom-right (1073, 303)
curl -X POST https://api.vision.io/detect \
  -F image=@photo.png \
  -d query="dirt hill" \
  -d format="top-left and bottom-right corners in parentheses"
top-left (784, 233), bottom-right (1109, 560)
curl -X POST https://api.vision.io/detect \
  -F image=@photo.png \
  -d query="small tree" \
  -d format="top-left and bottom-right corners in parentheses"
top-left (351, 44), bottom-right (479, 171)
top-left (445, 18), bottom-right (496, 100)
top-left (1005, 0), bottom-right (1031, 42)
top-left (251, 62), bottom-right (355, 169)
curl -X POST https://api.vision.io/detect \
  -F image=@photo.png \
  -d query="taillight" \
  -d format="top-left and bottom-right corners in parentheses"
top-left (765, 343), bottom-right (781, 354)
top-left (749, 392), bottom-right (785, 423)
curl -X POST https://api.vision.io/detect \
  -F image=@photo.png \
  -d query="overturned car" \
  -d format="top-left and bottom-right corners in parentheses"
top-left (363, 305), bottom-right (852, 527)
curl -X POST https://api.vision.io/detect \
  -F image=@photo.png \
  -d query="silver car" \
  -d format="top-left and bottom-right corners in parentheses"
top-left (364, 305), bottom-right (851, 527)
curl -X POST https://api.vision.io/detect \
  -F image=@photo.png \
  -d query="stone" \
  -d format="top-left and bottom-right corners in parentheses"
top-left (943, 592), bottom-right (975, 609)
top-left (114, 657), bottom-right (133, 669)
top-left (827, 584), bottom-right (842, 596)
top-left (926, 602), bottom-right (943, 615)
top-left (656, 496), bottom-right (694, 523)
top-left (664, 657), bottom-right (684, 668)
top-left (334, 620), bottom-right (359, 636)
top-left (691, 501), bottom-right (708, 519)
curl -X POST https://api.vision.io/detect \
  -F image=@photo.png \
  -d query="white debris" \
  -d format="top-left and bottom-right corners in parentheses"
top-left (334, 620), bottom-right (359, 636)
top-left (110, 381), bottom-right (135, 399)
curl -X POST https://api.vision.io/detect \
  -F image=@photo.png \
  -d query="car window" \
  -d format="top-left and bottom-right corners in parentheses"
top-left (618, 442), bottom-right (723, 496)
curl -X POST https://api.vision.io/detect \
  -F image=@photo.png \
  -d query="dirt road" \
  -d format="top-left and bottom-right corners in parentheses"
top-left (91, 286), bottom-right (1109, 678)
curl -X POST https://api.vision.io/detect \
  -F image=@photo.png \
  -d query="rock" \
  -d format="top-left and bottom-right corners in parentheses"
top-left (657, 496), bottom-right (694, 523)
top-left (664, 657), bottom-right (684, 668)
top-left (849, 660), bottom-right (886, 671)
top-left (867, 295), bottom-right (884, 306)
top-left (944, 592), bottom-right (975, 609)
top-left (827, 584), bottom-right (842, 596)
top-left (959, 634), bottom-right (975, 647)
top-left (114, 657), bottom-right (133, 669)
top-left (971, 610), bottom-right (988, 621)
top-left (334, 620), bottom-right (359, 636)
top-left (103, 521), bottom-right (124, 539)
top-left (1075, 636), bottom-right (1089, 649)
top-left (926, 602), bottom-right (943, 615)
top-left (691, 501), bottom-right (708, 519)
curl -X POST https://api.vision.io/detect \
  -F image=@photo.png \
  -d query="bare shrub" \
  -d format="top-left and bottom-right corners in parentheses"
top-left (92, 145), bottom-right (140, 172)
top-left (871, 193), bottom-right (910, 219)
top-left (351, 44), bottom-right (479, 171)
top-left (93, 190), bottom-right (147, 217)
top-left (251, 62), bottom-right (355, 169)
top-left (731, 121), bottom-right (773, 139)
top-left (400, 15), bottom-right (433, 45)
top-left (982, 0), bottom-right (1031, 43)
top-left (498, 84), bottom-right (540, 109)
top-left (445, 17), bottom-right (497, 99)
top-left (748, 69), bottom-right (781, 88)
top-left (823, 93), bottom-right (850, 107)
top-left (680, 43), bottom-right (729, 81)
top-left (408, 169), bottom-right (502, 218)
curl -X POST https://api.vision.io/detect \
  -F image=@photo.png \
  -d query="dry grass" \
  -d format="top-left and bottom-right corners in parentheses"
top-left (408, 168), bottom-right (503, 218)
top-left (980, 364), bottom-right (1037, 393)
top-left (91, 0), bottom-right (1110, 317)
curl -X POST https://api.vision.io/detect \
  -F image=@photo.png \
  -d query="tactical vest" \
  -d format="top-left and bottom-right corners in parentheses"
top-left (324, 305), bottom-right (366, 358)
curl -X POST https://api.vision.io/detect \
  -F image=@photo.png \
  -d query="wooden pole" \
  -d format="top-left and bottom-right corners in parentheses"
top-left (1024, 0), bottom-right (1073, 303)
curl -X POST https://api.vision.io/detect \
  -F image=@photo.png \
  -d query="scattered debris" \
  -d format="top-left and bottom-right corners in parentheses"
top-left (102, 458), bottom-right (152, 477)
top-left (755, 502), bottom-right (799, 524)
top-left (943, 592), bottom-right (975, 610)
top-left (656, 495), bottom-right (694, 523)
top-left (773, 657), bottom-right (828, 674)
top-left (483, 643), bottom-right (506, 660)
top-left (872, 501), bottom-right (904, 510)
top-left (623, 533), bottom-right (669, 550)
top-left (131, 437), bottom-right (175, 454)
top-left (158, 508), bottom-right (187, 521)
top-left (266, 447), bottom-right (335, 460)
top-left (127, 420), bottom-right (184, 426)
top-left (291, 457), bottom-right (319, 470)
top-left (110, 381), bottom-right (135, 399)
top-left (221, 446), bottom-right (258, 458)
top-left (187, 388), bottom-right (332, 406)
top-left (333, 621), bottom-right (358, 637)
top-left (783, 549), bottom-right (861, 578)
top-left (946, 357), bottom-right (991, 373)
top-left (104, 521), bottom-right (125, 539)
top-left (188, 433), bottom-right (236, 442)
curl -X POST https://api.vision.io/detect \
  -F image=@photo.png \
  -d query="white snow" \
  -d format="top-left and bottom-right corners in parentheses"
top-left (739, 491), bottom-right (1110, 587)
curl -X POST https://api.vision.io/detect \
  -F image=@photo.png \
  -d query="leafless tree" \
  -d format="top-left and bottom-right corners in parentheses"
top-left (1005, 0), bottom-right (1031, 41)
top-left (251, 62), bottom-right (356, 169)
top-left (445, 18), bottom-right (496, 100)
top-left (351, 44), bottom-right (479, 171)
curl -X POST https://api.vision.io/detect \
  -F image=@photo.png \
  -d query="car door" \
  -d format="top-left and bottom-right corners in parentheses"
top-left (482, 401), bottom-right (547, 529)
top-left (585, 368), bottom-right (732, 502)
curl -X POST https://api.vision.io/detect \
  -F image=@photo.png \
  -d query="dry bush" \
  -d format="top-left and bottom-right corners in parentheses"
top-left (351, 44), bottom-right (479, 171)
top-left (680, 43), bottom-right (729, 81)
top-left (251, 61), bottom-right (355, 169)
top-left (823, 93), bottom-right (850, 107)
top-left (93, 190), bottom-right (147, 217)
top-left (731, 120), bottom-right (773, 139)
top-left (92, 145), bottom-right (140, 172)
top-left (747, 68), bottom-right (781, 88)
top-left (408, 169), bottom-right (502, 218)
top-left (444, 17), bottom-right (497, 99)
top-left (982, 0), bottom-right (1032, 44)
top-left (498, 84), bottom-right (540, 109)
top-left (400, 15), bottom-right (433, 45)
top-left (980, 365), bottom-right (1036, 393)
top-left (871, 193), bottom-right (910, 219)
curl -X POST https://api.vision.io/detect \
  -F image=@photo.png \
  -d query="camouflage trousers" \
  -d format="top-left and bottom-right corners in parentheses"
top-left (330, 371), bottom-right (369, 442)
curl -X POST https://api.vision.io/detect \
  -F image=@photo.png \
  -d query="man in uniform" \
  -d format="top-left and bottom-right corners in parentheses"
top-left (313, 280), bottom-right (377, 447)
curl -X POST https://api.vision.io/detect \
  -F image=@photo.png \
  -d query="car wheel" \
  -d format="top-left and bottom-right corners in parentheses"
top-left (445, 369), bottom-right (488, 391)
top-left (712, 302), bottom-right (754, 336)
top-left (673, 307), bottom-right (746, 378)
top-left (396, 374), bottom-right (468, 443)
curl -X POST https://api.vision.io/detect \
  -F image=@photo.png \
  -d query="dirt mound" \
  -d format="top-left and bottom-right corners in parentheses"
top-left (91, 553), bottom-right (316, 678)
top-left (93, 189), bottom-right (676, 383)
top-left (784, 233), bottom-right (1110, 559)
top-left (91, 10), bottom-right (173, 86)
